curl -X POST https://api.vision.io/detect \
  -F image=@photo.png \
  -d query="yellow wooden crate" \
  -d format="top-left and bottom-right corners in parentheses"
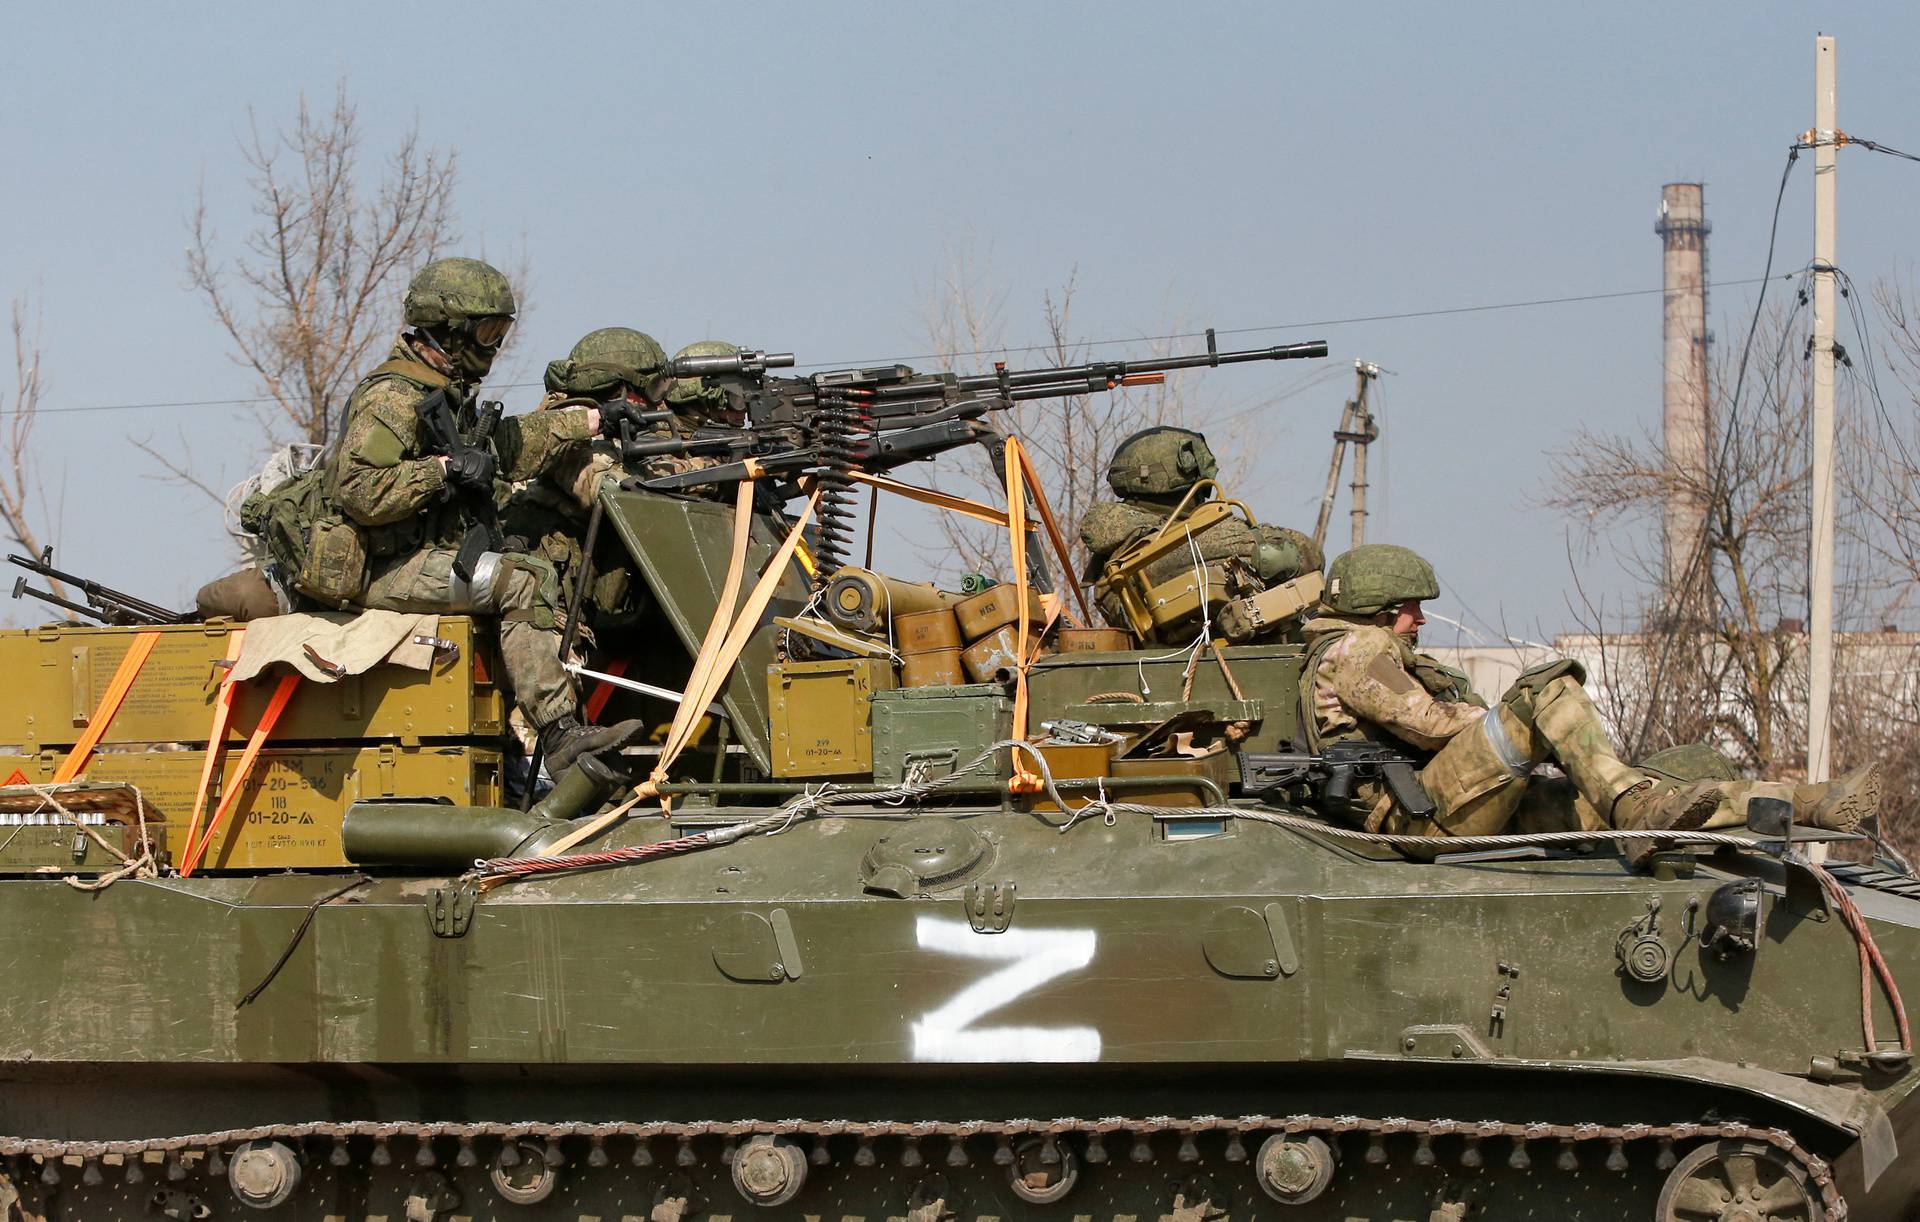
top-left (0, 744), bottom-right (502, 871)
top-left (0, 619), bottom-right (504, 752)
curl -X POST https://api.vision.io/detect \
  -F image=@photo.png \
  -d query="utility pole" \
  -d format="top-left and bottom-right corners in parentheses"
top-left (1312, 361), bottom-right (1382, 552)
top-left (1806, 34), bottom-right (1838, 785)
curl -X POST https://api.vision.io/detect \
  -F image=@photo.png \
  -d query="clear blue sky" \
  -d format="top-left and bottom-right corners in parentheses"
top-left (2, 3), bottom-right (1914, 640)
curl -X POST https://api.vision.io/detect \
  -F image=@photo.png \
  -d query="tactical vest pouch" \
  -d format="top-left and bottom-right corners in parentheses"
top-left (294, 514), bottom-right (369, 609)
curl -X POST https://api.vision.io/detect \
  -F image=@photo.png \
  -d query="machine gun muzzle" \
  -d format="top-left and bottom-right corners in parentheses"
top-left (668, 350), bottom-right (796, 378)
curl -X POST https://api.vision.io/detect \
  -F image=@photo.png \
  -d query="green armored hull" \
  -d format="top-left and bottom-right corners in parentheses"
top-left (0, 488), bottom-right (1913, 1222)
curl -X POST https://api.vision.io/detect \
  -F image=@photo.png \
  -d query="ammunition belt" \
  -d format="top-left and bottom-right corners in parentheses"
top-left (0, 1111), bottom-right (1845, 1218)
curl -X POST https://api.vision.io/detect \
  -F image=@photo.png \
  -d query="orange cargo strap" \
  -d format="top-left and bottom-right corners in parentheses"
top-left (180, 672), bottom-right (299, 877)
top-left (1008, 440), bottom-right (1091, 625)
top-left (841, 470), bottom-right (1032, 530)
top-left (1003, 438), bottom-right (1039, 789)
top-left (540, 478), bottom-right (823, 859)
top-left (53, 629), bottom-right (163, 783)
top-left (582, 656), bottom-right (630, 724)
top-left (180, 628), bottom-right (248, 865)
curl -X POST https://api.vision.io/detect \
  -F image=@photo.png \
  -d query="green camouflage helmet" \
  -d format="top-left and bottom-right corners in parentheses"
top-left (1107, 427), bottom-right (1219, 499)
top-left (1638, 743), bottom-right (1740, 786)
top-left (1323, 544), bottom-right (1441, 616)
top-left (403, 258), bottom-right (517, 329)
top-left (544, 327), bottom-right (670, 399)
top-left (667, 340), bottom-right (741, 412)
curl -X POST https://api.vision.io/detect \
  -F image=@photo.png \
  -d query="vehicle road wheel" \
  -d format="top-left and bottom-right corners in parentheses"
top-left (1655, 1140), bottom-right (1820, 1222)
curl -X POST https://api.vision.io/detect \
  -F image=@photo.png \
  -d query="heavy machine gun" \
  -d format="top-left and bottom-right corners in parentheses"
top-left (620, 331), bottom-right (1329, 571)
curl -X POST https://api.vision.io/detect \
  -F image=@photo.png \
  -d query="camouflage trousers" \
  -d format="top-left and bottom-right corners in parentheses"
top-left (1378, 676), bottom-right (1771, 837)
top-left (360, 546), bottom-right (574, 729)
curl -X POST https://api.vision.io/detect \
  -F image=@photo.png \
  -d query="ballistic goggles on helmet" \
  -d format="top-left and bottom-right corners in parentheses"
top-left (469, 315), bottom-right (514, 348)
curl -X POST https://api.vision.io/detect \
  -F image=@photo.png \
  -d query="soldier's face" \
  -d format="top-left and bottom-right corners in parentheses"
top-left (1391, 600), bottom-right (1425, 642)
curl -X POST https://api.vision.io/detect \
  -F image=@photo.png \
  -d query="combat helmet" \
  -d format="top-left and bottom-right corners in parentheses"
top-left (1323, 544), bottom-right (1440, 616)
top-left (544, 328), bottom-right (671, 401)
top-left (1106, 427), bottom-right (1219, 501)
top-left (402, 258), bottom-right (517, 379)
top-left (667, 340), bottom-right (741, 417)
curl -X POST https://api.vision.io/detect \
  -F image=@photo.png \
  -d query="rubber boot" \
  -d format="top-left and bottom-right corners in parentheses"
top-left (540, 715), bottom-right (645, 776)
top-left (1794, 762), bottom-right (1882, 833)
top-left (531, 753), bottom-right (625, 822)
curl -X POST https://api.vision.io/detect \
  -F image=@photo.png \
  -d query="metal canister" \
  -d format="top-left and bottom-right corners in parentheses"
top-left (901, 648), bottom-right (968, 688)
top-left (894, 607), bottom-right (964, 654)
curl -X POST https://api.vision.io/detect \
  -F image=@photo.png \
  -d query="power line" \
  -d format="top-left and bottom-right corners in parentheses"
top-left (1853, 136), bottom-right (1920, 165)
top-left (3, 273), bottom-right (1797, 420)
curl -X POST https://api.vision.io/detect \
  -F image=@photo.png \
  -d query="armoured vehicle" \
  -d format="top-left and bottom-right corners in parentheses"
top-left (0, 338), bottom-right (1913, 1222)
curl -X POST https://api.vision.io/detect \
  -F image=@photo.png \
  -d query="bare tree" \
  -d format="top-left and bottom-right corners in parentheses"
top-left (1550, 305), bottom-right (1917, 856)
top-left (0, 296), bottom-right (67, 608)
top-left (175, 82), bottom-right (459, 465)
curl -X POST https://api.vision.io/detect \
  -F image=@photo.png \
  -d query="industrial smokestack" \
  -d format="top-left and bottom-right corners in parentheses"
top-left (1655, 183), bottom-right (1711, 598)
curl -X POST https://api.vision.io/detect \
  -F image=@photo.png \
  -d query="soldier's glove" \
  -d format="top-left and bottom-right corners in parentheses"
top-left (1499, 657), bottom-right (1587, 722)
top-left (597, 401), bottom-right (647, 441)
top-left (443, 447), bottom-right (497, 494)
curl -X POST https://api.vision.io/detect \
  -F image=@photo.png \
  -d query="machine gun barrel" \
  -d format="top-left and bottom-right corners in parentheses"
top-left (944, 337), bottom-right (1329, 396)
top-left (6, 550), bottom-right (182, 625)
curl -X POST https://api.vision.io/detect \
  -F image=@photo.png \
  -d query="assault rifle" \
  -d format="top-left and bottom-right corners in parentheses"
top-left (8, 547), bottom-right (184, 626)
top-left (415, 390), bottom-right (505, 583)
top-left (627, 331), bottom-right (1328, 497)
top-left (1239, 742), bottom-right (1438, 820)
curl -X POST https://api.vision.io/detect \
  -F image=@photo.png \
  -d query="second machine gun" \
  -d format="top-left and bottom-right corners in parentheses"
top-left (610, 330), bottom-right (1329, 572)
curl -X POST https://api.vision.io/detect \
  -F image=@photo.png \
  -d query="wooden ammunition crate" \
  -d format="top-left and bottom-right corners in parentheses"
top-left (766, 658), bottom-right (897, 779)
top-left (0, 744), bottom-right (502, 871)
top-left (0, 619), bottom-right (504, 752)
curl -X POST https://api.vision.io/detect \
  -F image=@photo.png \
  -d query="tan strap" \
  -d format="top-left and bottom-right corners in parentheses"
top-left (368, 357), bottom-right (452, 390)
top-left (541, 481), bottom-right (823, 857)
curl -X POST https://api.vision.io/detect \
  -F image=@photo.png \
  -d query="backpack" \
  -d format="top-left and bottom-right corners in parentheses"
top-left (239, 468), bottom-right (368, 610)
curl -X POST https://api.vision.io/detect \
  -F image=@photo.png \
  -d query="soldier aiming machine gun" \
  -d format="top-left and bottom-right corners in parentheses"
top-left (608, 330), bottom-right (1329, 572)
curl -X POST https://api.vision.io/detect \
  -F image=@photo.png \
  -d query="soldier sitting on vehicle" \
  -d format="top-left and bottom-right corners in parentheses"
top-left (321, 257), bottom-right (640, 778)
top-left (1079, 426), bottom-right (1323, 641)
top-left (1301, 543), bottom-right (1881, 846)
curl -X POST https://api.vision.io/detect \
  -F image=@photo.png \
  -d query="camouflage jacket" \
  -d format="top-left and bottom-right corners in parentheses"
top-left (328, 339), bottom-right (592, 557)
top-left (1300, 615), bottom-right (1484, 754)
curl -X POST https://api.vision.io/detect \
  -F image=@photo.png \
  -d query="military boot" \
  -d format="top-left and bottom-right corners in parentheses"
top-left (1612, 778), bottom-right (1729, 872)
top-left (531, 753), bottom-right (626, 822)
top-left (540, 715), bottom-right (645, 776)
top-left (1794, 762), bottom-right (1882, 833)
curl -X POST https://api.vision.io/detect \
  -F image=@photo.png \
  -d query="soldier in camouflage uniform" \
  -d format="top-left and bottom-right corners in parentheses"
top-left (326, 257), bottom-right (635, 776)
top-left (502, 334), bottom-right (739, 633)
top-left (1079, 426), bottom-right (1322, 633)
top-left (1302, 543), bottom-right (1883, 845)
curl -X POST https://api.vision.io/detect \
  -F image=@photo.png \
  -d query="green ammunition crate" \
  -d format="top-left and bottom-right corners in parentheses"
top-left (0, 618), bottom-right (505, 752)
top-left (1025, 643), bottom-right (1303, 755)
top-left (871, 684), bottom-right (1014, 786)
top-left (0, 744), bottom-right (502, 871)
top-left (767, 658), bottom-right (897, 779)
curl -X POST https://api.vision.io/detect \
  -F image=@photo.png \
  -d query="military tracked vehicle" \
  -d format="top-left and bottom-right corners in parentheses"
top-left (0, 360), bottom-right (1914, 1222)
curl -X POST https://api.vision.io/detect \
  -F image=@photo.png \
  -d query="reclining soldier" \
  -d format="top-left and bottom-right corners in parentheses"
top-left (1302, 543), bottom-right (1881, 846)
top-left (326, 257), bottom-right (639, 778)
top-left (1079, 426), bottom-right (1322, 637)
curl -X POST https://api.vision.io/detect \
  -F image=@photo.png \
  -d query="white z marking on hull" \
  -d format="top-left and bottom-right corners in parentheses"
top-left (911, 915), bottom-right (1101, 1063)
